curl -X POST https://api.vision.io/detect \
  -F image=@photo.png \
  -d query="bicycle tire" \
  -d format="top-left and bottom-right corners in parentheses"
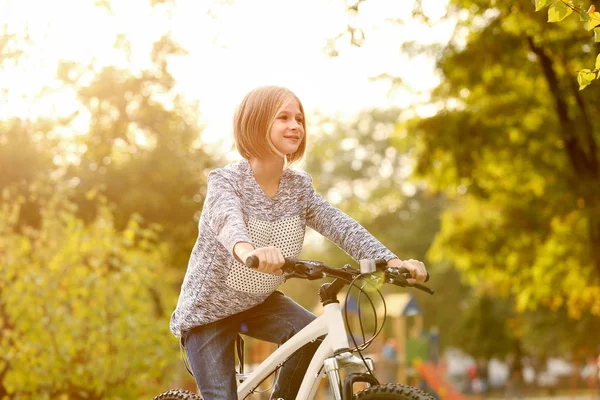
top-left (153, 389), bottom-right (203, 400)
top-left (354, 383), bottom-right (434, 399)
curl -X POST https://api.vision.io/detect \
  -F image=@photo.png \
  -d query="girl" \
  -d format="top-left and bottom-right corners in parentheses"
top-left (170, 85), bottom-right (428, 400)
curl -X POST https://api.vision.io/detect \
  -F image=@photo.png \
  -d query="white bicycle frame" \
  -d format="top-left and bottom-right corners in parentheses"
top-left (236, 300), bottom-right (373, 400)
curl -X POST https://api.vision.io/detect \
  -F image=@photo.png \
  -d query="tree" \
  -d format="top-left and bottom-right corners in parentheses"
top-left (0, 4), bottom-right (216, 395)
top-left (58, 34), bottom-right (218, 269)
top-left (519, 306), bottom-right (600, 359)
top-left (0, 118), bottom-right (59, 229)
top-left (330, 0), bottom-right (600, 356)
top-left (0, 181), bottom-right (178, 399)
top-left (406, 0), bottom-right (600, 319)
top-left (454, 295), bottom-right (516, 360)
top-left (0, 13), bottom-right (219, 270)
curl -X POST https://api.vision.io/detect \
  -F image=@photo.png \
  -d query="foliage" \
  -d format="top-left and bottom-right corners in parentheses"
top-left (57, 35), bottom-right (218, 269)
top-left (334, 0), bottom-right (600, 357)
top-left (407, 0), bottom-right (600, 325)
top-left (0, 118), bottom-right (59, 229)
top-left (298, 109), bottom-right (430, 267)
top-left (441, 285), bottom-right (600, 360)
top-left (0, 119), bottom-right (56, 187)
top-left (0, 11), bottom-right (208, 396)
top-left (519, 306), bottom-right (600, 359)
top-left (1, 24), bottom-right (218, 272)
top-left (534, 0), bottom-right (600, 89)
top-left (303, 109), bottom-right (441, 260)
top-left (452, 295), bottom-right (516, 360)
top-left (0, 181), bottom-right (179, 399)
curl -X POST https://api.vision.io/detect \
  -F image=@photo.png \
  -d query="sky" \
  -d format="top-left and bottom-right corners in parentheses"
top-left (1, 0), bottom-right (454, 154)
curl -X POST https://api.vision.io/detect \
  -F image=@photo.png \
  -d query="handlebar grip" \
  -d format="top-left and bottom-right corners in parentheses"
top-left (245, 255), bottom-right (296, 270)
top-left (245, 255), bottom-right (260, 269)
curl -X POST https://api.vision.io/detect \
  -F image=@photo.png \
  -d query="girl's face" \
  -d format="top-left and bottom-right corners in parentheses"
top-left (269, 99), bottom-right (305, 157)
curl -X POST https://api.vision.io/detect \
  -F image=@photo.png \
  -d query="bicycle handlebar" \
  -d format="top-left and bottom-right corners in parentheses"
top-left (245, 256), bottom-right (434, 295)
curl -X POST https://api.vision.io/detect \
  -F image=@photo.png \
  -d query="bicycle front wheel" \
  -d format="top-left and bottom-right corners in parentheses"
top-left (354, 383), bottom-right (434, 399)
top-left (153, 388), bottom-right (203, 400)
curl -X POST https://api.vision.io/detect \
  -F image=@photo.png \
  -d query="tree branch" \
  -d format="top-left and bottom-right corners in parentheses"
top-left (568, 69), bottom-right (599, 177)
top-left (526, 36), bottom-right (593, 177)
top-left (527, 36), bottom-right (600, 277)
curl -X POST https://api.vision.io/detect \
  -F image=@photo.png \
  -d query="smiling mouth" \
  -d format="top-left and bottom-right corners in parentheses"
top-left (284, 135), bottom-right (301, 140)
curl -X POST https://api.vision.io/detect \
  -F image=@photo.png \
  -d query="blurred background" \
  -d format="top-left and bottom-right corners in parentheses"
top-left (1, 0), bottom-right (600, 399)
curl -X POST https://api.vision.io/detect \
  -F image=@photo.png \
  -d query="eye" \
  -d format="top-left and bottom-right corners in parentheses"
top-left (296, 116), bottom-right (303, 123)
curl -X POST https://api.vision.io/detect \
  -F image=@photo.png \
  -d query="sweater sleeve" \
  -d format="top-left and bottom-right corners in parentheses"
top-left (302, 173), bottom-right (398, 262)
top-left (204, 169), bottom-right (253, 256)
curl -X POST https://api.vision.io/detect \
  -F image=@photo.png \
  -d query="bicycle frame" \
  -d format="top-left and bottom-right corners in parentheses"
top-left (236, 300), bottom-right (370, 400)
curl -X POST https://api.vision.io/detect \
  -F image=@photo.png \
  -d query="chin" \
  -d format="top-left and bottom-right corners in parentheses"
top-left (276, 146), bottom-right (299, 156)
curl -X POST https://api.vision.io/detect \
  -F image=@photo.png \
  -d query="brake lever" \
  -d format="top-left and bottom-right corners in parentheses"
top-left (388, 268), bottom-right (435, 295)
top-left (397, 267), bottom-right (430, 283)
top-left (282, 264), bottom-right (308, 281)
top-left (283, 271), bottom-right (308, 281)
top-left (413, 283), bottom-right (435, 295)
top-left (284, 265), bottom-right (325, 281)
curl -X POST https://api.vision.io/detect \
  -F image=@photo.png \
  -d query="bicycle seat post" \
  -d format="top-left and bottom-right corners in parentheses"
top-left (236, 334), bottom-right (245, 374)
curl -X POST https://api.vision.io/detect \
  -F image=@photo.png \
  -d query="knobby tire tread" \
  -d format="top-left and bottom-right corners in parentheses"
top-left (153, 388), bottom-right (203, 400)
top-left (354, 383), bottom-right (435, 399)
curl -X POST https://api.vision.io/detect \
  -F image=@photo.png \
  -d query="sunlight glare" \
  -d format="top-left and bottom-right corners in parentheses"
top-left (1, 0), bottom-right (455, 147)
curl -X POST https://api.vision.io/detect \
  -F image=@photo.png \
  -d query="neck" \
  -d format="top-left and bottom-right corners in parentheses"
top-left (249, 156), bottom-right (285, 185)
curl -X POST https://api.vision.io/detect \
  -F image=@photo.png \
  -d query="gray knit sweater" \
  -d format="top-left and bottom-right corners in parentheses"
top-left (169, 159), bottom-right (397, 337)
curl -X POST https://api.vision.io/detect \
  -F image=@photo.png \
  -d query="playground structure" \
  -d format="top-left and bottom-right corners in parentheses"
top-left (375, 293), bottom-right (478, 400)
top-left (375, 293), bottom-right (427, 385)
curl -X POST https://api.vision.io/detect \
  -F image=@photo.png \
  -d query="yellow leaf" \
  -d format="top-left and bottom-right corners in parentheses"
top-left (535, 0), bottom-right (553, 11)
top-left (587, 11), bottom-right (600, 30)
top-left (548, 1), bottom-right (573, 22)
top-left (577, 69), bottom-right (596, 89)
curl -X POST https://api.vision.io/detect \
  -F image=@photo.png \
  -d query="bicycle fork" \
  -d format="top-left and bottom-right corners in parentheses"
top-left (324, 351), bottom-right (376, 400)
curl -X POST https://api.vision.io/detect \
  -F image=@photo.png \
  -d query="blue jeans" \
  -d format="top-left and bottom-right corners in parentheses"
top-left (183, 291), bottom-right (320, 400)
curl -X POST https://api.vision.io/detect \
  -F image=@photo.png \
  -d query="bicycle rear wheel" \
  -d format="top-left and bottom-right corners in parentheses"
top-left (153, 388), bottom-right (203, 399)
top-left (354, 383), bottom-right (434, 399)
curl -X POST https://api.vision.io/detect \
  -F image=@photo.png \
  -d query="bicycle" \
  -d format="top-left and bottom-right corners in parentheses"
top-left (155, 256), bottom-right (436, 400)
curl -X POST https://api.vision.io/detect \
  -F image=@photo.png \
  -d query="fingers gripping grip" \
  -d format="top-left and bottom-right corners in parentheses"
top-left (245, 255), bottom-right (296, 270)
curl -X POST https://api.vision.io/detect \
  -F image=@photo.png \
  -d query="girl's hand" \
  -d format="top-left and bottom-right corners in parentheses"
top-left (387, 258), bottom-right (428, 284)
top-left (243, 246), bottom-right (285, 275)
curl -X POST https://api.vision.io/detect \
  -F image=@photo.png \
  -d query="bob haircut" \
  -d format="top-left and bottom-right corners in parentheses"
top-left (233, 86), bottom-right (306, 164)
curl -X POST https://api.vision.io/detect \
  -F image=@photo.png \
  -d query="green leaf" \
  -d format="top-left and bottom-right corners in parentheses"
top-left (596, 53), bottom-right (600, 70)
top-left (580, 10), bottom-right (591, 21)
top-left (587, 12), bottom-right (600, 30)
top-left (535, 0), bottom-right (554, 11)
top-left (577, 69), bottom-right (596, 90)
top-left (595, 28), bottom-right (600, 42)
top-left (548, 1), bottom-right (573, 22)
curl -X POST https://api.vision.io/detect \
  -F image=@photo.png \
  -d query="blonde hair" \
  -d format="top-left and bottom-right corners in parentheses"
top-left (233, 86), bottom-right (306, 164)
